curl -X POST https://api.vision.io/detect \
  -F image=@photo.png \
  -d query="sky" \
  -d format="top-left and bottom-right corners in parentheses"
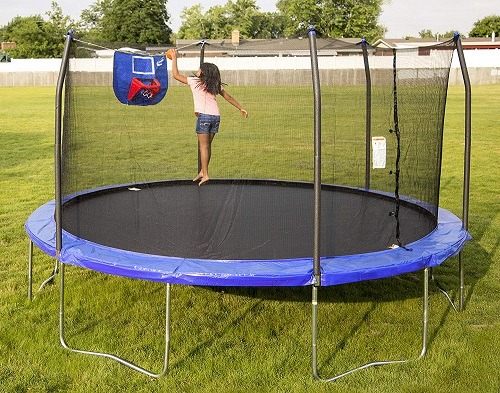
top-left (0, 0), bottom-right (498, 38)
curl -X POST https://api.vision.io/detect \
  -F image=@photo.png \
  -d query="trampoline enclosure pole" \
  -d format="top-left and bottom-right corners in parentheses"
top-left (55, 30), bottom-right (73, 257)
top-left (308, 26), bottom-right (322, 285)
top-left (454, 33), bottom-right (471, 312)
top-left (199, 38), bottom-right (206, 67)
top-left (361, 39), bottom-right (372, 189)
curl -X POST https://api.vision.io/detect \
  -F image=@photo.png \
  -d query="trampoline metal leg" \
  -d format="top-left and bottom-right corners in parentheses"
top-left (459, 251), bottom-right (465, 312)
top-left (312, 268), bottom-right (430, 382)
top-left (421, 267), bottom-right (429, 358)
top-left (59, 262), bottom-right (171, 378)
top-left (28, 238), bottom-right (59, 298)
top-left (28, 240), bottom-right (33, 301)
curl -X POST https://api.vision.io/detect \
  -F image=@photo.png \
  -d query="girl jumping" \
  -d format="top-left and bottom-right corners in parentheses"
top-left (168, 49), bottom-right (248, 186)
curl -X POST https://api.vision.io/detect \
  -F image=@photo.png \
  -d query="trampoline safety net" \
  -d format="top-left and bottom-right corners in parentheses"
top-left (60, 35), bottom-right (457, 260)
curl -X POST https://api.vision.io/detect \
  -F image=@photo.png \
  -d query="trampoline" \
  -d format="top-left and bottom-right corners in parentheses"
top-left (26, 180), bottom-right (469, 287)
top-left (26, 29), bottom-right (472, 381)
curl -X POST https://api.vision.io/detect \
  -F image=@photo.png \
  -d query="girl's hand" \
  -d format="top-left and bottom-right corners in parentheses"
top-left (166, 49), bottom-right (177, 60)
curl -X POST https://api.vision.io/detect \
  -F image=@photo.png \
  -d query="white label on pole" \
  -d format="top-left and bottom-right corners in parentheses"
top-left (372, 136), bottom-right (386, 169)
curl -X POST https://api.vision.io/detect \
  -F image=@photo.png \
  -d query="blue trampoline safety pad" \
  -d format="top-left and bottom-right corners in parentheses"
top-left (25, 200), bottom-right (470, 287)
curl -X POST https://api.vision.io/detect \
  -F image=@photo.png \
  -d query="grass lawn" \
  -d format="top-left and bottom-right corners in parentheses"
top-left (0, 84), bottom-right (499, 392)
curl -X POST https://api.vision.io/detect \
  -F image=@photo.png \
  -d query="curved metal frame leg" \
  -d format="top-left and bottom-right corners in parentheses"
top-left (312, 268), bottom-right (429, 382)
top-left (38, 260), bottom-right (59, 291)
top-left (59, 262), bottom-right (171, 378)
top-left (430, 267), bottom-right (459, 313)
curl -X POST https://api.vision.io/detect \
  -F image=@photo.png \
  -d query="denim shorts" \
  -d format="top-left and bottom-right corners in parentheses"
top-left (196, 113), bottom-right (221, 134)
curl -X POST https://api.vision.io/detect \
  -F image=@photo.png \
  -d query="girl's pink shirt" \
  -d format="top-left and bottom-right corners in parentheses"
top-left (187, 77), bottom-right (220, 116)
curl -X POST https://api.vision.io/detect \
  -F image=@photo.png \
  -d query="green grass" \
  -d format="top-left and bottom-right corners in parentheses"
top-left (0, 84), bottom-right (499, 392)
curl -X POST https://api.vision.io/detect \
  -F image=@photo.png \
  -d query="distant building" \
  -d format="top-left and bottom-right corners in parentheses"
top-left (149, 35), bottom-right (499, 59)
top-left (1, 42), bottom-right (16, 51)
top-left (372, 36), bottom-right (500, 50)
top-left (0, 42), bottom-right (14, 62)
top-left (147, 30), bottom-right (370, 58)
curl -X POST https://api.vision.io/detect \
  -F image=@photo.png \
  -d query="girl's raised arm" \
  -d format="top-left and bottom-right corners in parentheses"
top-left (167, 49), bottom-right (188, 85)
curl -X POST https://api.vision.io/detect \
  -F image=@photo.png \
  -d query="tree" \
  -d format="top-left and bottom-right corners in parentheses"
top-left (44, 1), bottom-right (74, 52)
top-left (418, 29), bottom-right (434, 39)
top-left (80, 0), bottom-right (172, 44)
top-left (0, 2), bottom-right (73, 58)
top-left (1, 16), bottom-right (47, 58)
top-left (276, 0), bottom-right (386, 41)
top-left (416, 29), bottom-right (463, 40)
top-left (177, 5), bottom-right (211, 39)
top-left (469, 15), bottom-right (500, 38)
top-left (251, 12), bottom-right (287, 39)
top-left (178, 0), bottom-right (286, 39)
top-left (439, 30), bottom-right (459, 39)
top-left (414, 29), bottom-right (461, 41)
top-left (79, 0), bottom-right (113, 38)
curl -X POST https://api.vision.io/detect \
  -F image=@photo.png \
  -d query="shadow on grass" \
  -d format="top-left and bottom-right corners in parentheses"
top-left (30, 215), bottom-right (494, 376)
top-left (198, 230), bottom-right (495, 372)
top-left (171, 299), bottom-right (264, 371)
top-left (205, 269), bottom-right (444, 305)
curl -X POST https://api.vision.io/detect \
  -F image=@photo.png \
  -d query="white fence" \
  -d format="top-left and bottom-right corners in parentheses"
top-left (1, 49), bottom-right (499, 86)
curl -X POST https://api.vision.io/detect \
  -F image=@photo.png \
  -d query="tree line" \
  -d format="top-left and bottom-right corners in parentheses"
top-left (1, 0), bottom-right (499, 58)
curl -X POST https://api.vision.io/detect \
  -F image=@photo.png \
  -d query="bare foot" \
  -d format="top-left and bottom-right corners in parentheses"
top-left (198, 176), bottom-right (210, 186)
top-left (193, 172), bottom-right (202, 182)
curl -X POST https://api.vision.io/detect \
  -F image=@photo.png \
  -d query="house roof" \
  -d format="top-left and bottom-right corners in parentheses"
top-left (372, 38), bottom-right (440, 49)
top-left (147, 37), bottom-right (367, 57)
top-left (372, 36), bottom-right (500, 49)
top-left (145, 35), bottom-right (499, 58)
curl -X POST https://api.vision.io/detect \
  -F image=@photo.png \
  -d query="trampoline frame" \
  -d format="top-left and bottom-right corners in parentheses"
top-left (26, 27), bottom-right (472, 381)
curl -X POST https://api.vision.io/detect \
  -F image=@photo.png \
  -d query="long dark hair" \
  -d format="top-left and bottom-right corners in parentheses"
top-left (196, 63), bottom-right (225, 95)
